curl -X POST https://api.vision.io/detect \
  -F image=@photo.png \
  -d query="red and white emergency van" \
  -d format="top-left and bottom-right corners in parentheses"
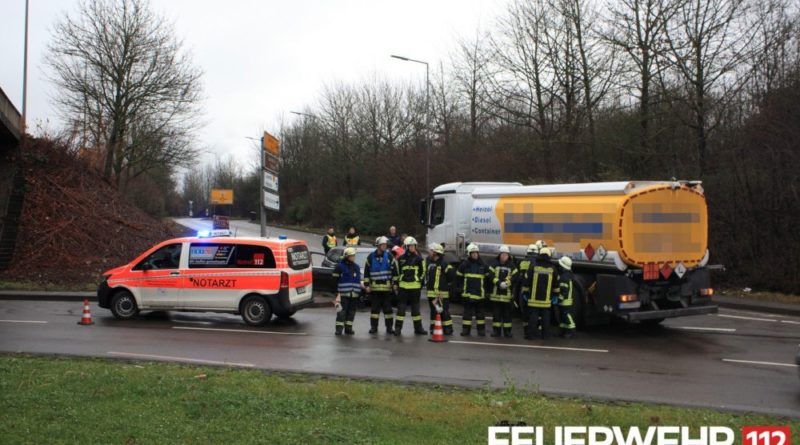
top-left (97, 231), bottom-right (313, 325)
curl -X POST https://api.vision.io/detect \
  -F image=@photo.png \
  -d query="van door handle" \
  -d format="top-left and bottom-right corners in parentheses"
top-left (169, 272), bottom-right (180, 277)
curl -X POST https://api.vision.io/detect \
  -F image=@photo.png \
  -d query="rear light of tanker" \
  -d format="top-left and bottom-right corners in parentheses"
top-left (619, 294), bottom-right (639, 302)
top-left (700, 287), bottom-right (714, 297)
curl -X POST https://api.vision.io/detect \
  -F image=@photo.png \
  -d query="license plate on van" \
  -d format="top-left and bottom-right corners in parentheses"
top-left (297, 286), bottom-right (306, 294)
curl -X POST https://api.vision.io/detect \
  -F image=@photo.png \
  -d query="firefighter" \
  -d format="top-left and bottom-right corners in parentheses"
top-left (322, 226), bottom-right (337, 254)
top-left (364, 236), bottom-right (395, 334)
top-left (524, 247), bottom-right (557, 339)
top-left (343, 226), bottom-right (361, 246)
top-left (515, 243), bottom-right (539, 331)
top-left (457, 243), bottom-right (491, 337)
top-left (426, 242), bottom-right (455, 335)
top-left (393, 237), bottom-right (428, 336)
top-left (556, 256), bottom-right (576, 338)
top-left (333, 247), bottom-right (362, 335)
top-left (489, 245), bottom-right (518, 338)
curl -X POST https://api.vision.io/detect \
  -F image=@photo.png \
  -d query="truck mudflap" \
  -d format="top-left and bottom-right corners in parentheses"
top-left (620, 304), bottom-right (718, 321)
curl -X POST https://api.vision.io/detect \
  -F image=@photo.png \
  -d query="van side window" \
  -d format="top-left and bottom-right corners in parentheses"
top-left (431, 198), bottom-right (445, 226)
top-left (188, 243), bottom-right (276, 269)
top-left (134, 243), bottom-right (182, 270)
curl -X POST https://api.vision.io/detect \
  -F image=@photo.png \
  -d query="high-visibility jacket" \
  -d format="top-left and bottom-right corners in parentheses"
top-left (525, 256), bottom-right (556, 308)
top-left (426, 256), bottom-right (454, 298)
top-left (557, 269), bottom-right (574, 306)
top-left (322, 234), bottom-right (337, 251)
top-left (363, 249), bottom-right (395, 292)
top-left (344, 234), bottom-right (360, 246)
top-left (489, 257), bottom-right (518, 302)
top-left (517, 254), bottom-right (537, 294)
top-left (456, 257), bottom-right (491, 300)
top-left (333, 260), bottom-right (361, 298)
top-left (395, 253), bottom-right (425, 290)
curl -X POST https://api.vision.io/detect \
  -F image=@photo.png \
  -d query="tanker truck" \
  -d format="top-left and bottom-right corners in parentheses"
top-left (418, 181), bottom-right (717, 326)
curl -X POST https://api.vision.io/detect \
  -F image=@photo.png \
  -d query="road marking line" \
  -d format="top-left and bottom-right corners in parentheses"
top-left (722, 358), bottom-right (798, 368)
top-left (107, 351), bottom-right (254, 367)
top-left (449, 340), bottom-right (608, 353)
top-left (718, 314), bottom-right (777, 322)
top-left (780, 320), bottom-right (800, 325)
top-left (673, 326), bottom-right (736, 332)
top-left (0, 319), bottom-right (48, 324)
top-left (172, 326), bottom-right (307, 336)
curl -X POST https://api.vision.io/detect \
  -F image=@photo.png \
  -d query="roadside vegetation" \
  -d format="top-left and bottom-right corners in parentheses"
top-left (0, 355), bottom-right (795, 444)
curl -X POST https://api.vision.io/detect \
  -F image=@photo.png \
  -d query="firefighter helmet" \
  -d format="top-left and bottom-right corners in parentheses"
top-left (343, 247), bottom-right (357, 258)
top-left (498, 245), bottom-right (510, 254)
top-left (466, 243), bottom-right (479, 253)
top-left (428, 243), bottom-right (444, 254)
top-left (404, 236), bottom-right (418, 246)
top-left (558, 256), bottom-right (573, 270)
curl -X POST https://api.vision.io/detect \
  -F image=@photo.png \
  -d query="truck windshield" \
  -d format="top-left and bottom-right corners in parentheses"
top-left (431, 198), bottom-right (445, 226)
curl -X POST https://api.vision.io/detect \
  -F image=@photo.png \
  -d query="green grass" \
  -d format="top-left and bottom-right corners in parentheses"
top-left (0, 355), bottom-right (795, 444)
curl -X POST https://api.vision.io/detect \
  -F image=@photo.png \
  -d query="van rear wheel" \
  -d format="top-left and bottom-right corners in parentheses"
top-left (110, 290), bottom-right (139, 320)
top-left (241, 295), bottom-right (272, 326)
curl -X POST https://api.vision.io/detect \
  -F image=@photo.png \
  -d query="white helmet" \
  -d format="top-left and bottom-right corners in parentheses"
top-left (558, 256), bottom-right (572, 270)
top-left (466, 243), bottom-right (479, 253)
top-left (343, 247), bottom-right (357, 257)
top-left (527, 243), bottom-right (539, 254)
top-left (539, 247), bottom-right (552, 257)
top-left (403, 236), bottom-right (418, 246)
top-left (498, 245), bottom-right (510, 254)
top-left (428, 243), bottom-right (444, 254)
top-left (375, 236), bottom-right (389, 246)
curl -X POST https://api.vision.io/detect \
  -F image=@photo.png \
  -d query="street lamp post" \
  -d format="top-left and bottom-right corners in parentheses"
top-left (21, 0), bottom-right (29, 133)
top-left (245, 135), bottom-right (267, 237)
top-left (391, 54), bottom-right (430, 195)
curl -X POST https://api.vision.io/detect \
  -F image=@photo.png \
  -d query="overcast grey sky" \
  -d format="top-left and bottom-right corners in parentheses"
top-left (0, 0), bottom-right (501, 166)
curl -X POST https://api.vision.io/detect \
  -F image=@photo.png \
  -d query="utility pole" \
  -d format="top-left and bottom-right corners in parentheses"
top-left (260, 134), bottom-right (266, 238)
top-left (21, 0), bottom-right (29, 133)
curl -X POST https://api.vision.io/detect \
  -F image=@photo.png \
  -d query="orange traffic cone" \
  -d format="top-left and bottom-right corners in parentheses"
top-left (77, 299), bottom-right (94, 326)
top-left (428, 312), bottom-right (446, 343)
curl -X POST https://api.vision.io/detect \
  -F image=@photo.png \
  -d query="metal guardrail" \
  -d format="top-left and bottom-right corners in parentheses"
top-left (0, 86), bottom-right (22, 142)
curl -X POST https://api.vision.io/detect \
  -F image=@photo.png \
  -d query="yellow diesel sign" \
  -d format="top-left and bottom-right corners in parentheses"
top-left (210, 189), bottom-right (234, 205)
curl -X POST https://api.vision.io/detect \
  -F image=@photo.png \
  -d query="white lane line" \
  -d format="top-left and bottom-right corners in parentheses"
top-left (449, 340), bottom-right (608, 353)
top-left (672, 326), bottom-right (736, 332)
top-left (172, 326), bottom-right (307, 336)
top-left (108, 351), bottom-right (254, 367)
top-left (722, 358), bottom-right (798, 368)
top-left (718, 314), bottom-right (777, 322)
top-left (0, 319), bottom-right (48, 324)
top-left (780, 320), bottom-right (800, 325)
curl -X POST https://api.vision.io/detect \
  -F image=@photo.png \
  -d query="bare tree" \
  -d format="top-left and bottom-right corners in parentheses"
top-left (453, 31), bottom-right (494, 142)
top-left (47, 0), bottom-right (203, 188)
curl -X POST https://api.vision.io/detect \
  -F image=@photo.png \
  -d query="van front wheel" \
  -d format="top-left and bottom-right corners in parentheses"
top-left (241, 295), bottom-right (272, 326)
top-left (110, 290), bottom-right (139, 320)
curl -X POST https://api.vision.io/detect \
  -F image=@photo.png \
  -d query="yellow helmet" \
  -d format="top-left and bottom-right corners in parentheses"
top-left (466, 243), bottom-right (479, 253)
top-left (558, 256), bottom-right (572, 270)
top-left (403, 236), bottom-right (418, 246)
top-left (343, 247), bottom-right (357, 257)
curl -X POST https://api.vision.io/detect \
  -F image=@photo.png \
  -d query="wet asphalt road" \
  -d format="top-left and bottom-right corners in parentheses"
top-left (1, 299), bottom-right (798, 418)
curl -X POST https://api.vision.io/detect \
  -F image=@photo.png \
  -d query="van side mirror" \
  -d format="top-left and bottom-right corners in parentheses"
top-left (140, 262), bottom-right (153, 271)
top-left (418, 198), bottom-right (428, 225)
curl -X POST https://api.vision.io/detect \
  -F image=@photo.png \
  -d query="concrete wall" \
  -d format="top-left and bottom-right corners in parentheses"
top-left (0, 87), bottom-right (22, 149)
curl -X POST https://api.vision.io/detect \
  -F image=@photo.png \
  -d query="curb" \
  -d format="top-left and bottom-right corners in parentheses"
top-left (712, 295), bottom-right (800, 318)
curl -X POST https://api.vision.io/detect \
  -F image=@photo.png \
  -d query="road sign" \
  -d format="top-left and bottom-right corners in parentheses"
top-left (264, 153), bottom-right (280, 172)
top-left (263, 190), bottom-right (280, 211)
top-left (263, 132), bottom-right (280, 157)
top-left (210, 189), bottom-right (234, 205)
top-left (263, 171), bottom-right (279, 192)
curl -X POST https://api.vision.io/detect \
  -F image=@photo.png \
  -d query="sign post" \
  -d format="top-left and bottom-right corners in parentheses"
top-left (260, 131), bottom-right (280, 237)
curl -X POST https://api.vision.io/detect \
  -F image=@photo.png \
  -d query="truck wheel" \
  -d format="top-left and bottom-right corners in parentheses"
top-left (110, 290), bottom-right (139, 320)
top-left (241, 295), bottom-right (272, 326)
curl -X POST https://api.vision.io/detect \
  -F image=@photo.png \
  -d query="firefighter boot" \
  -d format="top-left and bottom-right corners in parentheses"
top-left (477, 325), bottom-right (486, 337)
top-left (393, 320), bottom-right (403, 336)
top-left (414, 320), bottom-right (428, 335)
top-left (503, 327), bottom-right (513, 338)
top-left (443, 325), bottom-right (453, 336)
top-left (369, 318), bottom-right (378, 334)
top-left (385, 319), bottom-right (394, 335)
top-left (491, 327), bottom-right (501, 337)
top-left (460, 325), bottom-right (471, 336)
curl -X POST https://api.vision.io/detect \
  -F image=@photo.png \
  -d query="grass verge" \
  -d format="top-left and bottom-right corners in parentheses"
top-left (0, 355), bottom-right (795, 444)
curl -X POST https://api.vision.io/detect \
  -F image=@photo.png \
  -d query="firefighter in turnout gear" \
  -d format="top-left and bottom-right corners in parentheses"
top-left (524, 247), bottom-right (557, 339)
top-left (393, 237), bottom-right (428, 336)
top-left (322, 226), bottom-right (337, 254)
top-left (556, 256), bottom-right (576, 338)
top-left (456, 243), bottom-right (491, 337)
top-left (344, 226), bottom-right (361, 246)
top-left (426, 242), bottom-right (455, 335)
top-left (489, 245), bottom-right (518, 338)
top-left (516, 243), bottom-right (539, 331)
top-left (364, 236), bottom-right (396, 334)
top-left (333, 247), bottom-right (362, 335)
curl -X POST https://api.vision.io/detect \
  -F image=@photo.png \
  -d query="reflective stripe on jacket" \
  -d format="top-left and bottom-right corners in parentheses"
top-left (557, 270), bottom-right (574, 306)
top-left (490, 258), bottom-right (518, 302)
top-left (364, 250), bottom-right (395, 292)
top-left (344, 234), bottom-right (360, 246)
top-left (323, 235), bottom-right (337, 249)
top-left (526, 258), bottom-right (555, 308)
top-left (426, 256), bottom-right (454, 298)
top-left (395, 253), bottom-right (425, 290)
